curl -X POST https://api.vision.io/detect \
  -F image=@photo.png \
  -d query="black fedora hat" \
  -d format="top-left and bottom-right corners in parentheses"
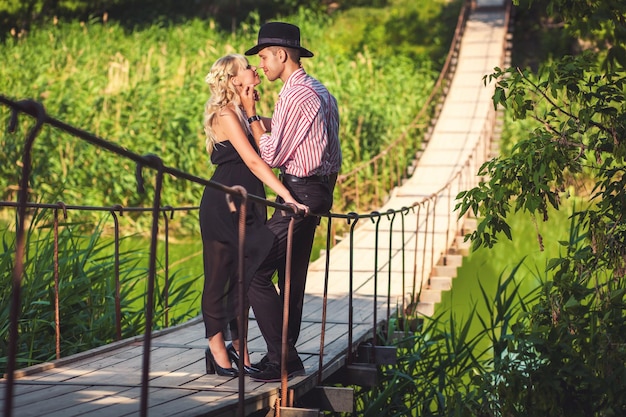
top-left (245, 22), bottom-right (314, 58)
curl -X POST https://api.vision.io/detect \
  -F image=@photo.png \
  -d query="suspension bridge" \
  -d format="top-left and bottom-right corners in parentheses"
top-left (1, 0), bottom-right (511, 415)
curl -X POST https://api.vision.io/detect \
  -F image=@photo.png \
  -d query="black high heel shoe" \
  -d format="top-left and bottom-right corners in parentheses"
top-left (205, 348), bottom-right (238, 377)
top-left (226, 343), bottom-right (260, 375)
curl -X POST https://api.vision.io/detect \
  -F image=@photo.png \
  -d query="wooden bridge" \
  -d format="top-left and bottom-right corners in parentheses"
top-left (0, 0), bottom-right (511, 415)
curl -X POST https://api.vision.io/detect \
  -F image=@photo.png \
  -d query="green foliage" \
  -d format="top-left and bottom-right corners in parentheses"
top-left (468, 215), bottom-right (626, 417)
top-left (355, 265), bottom-right (537, 416)
top-left (509, 0), bottom-right (577, 71)
top-left (331, 50), bottom-right (434, 164)
top-left (1, 0), bottom-right (123, 34)
top-left (513, 0), bottom-right (626, 71)
top-left (459, 54), bottom-right (626, 270)
top-left (457, 9), bottom-right (625, 263)
top-left (357, 214), bottom-right (626, 415)
top-left (1, 17), bottom-right (247, 212)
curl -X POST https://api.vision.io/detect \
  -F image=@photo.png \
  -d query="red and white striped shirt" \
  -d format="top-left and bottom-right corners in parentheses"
top-left (259, 68), bottom-right (342, 177)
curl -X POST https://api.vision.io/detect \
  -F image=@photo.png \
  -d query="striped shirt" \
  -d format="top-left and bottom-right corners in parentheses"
top-left (259, 68), bottom-right (342, 178)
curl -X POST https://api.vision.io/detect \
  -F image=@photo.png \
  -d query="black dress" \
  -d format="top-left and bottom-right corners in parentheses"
top-left (199, 137), bottom-right (274, 339)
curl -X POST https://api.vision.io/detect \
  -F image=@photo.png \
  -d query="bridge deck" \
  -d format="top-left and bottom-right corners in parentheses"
top-left (0, 1), bottom-right (509, 416)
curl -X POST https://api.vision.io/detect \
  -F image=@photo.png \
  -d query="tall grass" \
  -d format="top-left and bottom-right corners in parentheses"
top-left (358, 267), bottom-right (538, 416)
top-left (1, 10), bottom-right (438, 222)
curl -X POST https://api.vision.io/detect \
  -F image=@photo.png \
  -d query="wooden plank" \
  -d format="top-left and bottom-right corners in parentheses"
top-left (40, 386), bottom-right (146, 417)
top-left (12, 384), bottom-right (90, 414)
top-left (279, 407), bottom-right (320, 417)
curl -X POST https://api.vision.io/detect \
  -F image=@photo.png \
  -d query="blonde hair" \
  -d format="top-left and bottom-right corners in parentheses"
top-left (203, 54), bottom-right (250, 152)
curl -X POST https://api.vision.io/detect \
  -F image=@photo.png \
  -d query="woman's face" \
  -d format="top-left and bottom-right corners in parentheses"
top-left (236, 63), bottom-right (261, 87)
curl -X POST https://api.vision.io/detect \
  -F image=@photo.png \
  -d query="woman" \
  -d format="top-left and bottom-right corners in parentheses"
top-left (199, 54), bottom-right (307, 377)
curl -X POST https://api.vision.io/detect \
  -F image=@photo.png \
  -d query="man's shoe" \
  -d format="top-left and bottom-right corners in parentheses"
top-left (250, 359), bottom-right (305, 382)
top-left (287, 357), bottom-right (305, 377)
top-left (250, 362), bottom-right (282, 382)
top-left (252, 354), bottom-right (269, 371)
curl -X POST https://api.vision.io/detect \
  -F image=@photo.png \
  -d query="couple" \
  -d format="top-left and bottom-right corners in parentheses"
top-left (199, 22), bottom-right (342, 383)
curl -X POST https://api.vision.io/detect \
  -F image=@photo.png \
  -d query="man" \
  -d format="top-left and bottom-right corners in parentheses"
top-left (240, 21), bottom-right (342, 382)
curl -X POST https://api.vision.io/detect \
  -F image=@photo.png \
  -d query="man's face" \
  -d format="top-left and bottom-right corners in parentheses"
top-left (257, 47), bottom-right (282, 82)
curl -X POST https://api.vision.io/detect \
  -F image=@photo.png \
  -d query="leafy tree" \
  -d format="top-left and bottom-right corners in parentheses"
top-left (0, 0), bottom-right (382, 35)
top-left (458, 0), bottom-right (625, 283)
top-left (456, 0), bottom-right (626, 414)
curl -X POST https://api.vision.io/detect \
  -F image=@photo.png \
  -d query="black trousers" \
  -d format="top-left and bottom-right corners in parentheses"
top-left (248, 175), bottom-right (335, 364)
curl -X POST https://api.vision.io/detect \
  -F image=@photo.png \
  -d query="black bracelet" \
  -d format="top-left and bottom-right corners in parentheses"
top-left (247, 115), bottom-right (262, 124)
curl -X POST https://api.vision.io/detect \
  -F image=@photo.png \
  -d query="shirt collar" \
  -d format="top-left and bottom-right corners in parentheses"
top-left (280, 68), bottom-right (307, 95)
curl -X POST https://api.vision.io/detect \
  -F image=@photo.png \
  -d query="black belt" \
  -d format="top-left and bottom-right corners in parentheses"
top-left (281, 173), bottom-right (329, 184)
